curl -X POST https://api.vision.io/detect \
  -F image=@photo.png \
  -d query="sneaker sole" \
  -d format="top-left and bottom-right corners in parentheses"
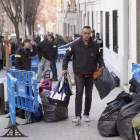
top-left (85, 120), bottom-right (90, 122)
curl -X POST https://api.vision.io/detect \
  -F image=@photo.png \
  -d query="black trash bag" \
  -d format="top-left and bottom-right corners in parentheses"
top-left (40, 90), bottom-right (68, 123)
top-left (129, 78), bottom-right (140, 93)
top-left (94, 67), bottom-right (119, 100)
top-left (98, 91), bottom-right (132, 137)
top-left (117, 93), bottom-right (140, 140)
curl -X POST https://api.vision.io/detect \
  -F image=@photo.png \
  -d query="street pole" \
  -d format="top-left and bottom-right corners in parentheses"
top-left (21, 0), bottom-right (25, 40)
top-left (43, 20), bottom-right (46, 35)
top-left (5, 28), bottom-right (10, 70)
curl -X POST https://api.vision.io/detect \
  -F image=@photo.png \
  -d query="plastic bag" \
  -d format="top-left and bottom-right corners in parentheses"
top-left (40, 90), bottom-right (68, 122)
top-left (98, 91), bottom-right (132, 137)
top-left (117, 94), bottom-right (140, 140)
top-left (94, 67), bottom-right (118, 100)
top-left (129, 78), bottom-right (140, 93)
top-left (38, 79), bottom-right (52, 95)
top-left (69, 71), bottom-right (75, 86)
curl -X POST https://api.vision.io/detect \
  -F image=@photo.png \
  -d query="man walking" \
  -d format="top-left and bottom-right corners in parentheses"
top-left (62, 26), bottom-right (105, 125)
top-left (48, 35), bottom-right (58, 81)
top-left (37, 35), bottom-right (53, 83)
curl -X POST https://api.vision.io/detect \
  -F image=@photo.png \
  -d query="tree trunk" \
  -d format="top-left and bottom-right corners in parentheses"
top-left (32, 24), bottom-right (35, 38)
top-left (28, 24), bottom-right (31, 35)
top-left (25, 29), bottom-right (27, 38)
top-left (14, 23), bottom-right (20, 47)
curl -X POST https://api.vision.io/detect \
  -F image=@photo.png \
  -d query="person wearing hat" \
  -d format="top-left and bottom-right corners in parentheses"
top-left (14, 39), bottom-right (37, 71)
top-left (94, 33), bottom-right (103, 55)
top-left (91, 30), bottom-right (95, 40)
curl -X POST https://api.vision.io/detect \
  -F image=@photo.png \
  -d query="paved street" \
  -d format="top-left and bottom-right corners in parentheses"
top-left (0, 61), bottom-right (123, 140)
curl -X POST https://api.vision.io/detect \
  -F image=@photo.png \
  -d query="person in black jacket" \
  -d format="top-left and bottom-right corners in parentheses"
top-left (48, 35), bottom-right (58, 81)
top-left (37, 35), bottom-right (53, 82)
top-left (36, 34), bottom-right (41, 44)
top-left (11, 38), bottom-right (17, 66)
top-left (14, 39), bottom-right (37, 71)
top-left (62, 26), bottom-right (105, 125)
top-left (94, 33), bottom-right (103, 55)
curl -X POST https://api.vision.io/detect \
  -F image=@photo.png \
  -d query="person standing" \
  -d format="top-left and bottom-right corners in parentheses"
top-left (11, 38), bottom-right (16, 54)
top-left (62, 26), bottom-right (105, 125)
top-left (91, 30), bottom-right (96, 40)
top-left (94, 33), bottom-right (103, 55)
top-left (14, 39), bottom-right (37, 71)
top-left (55, 34), bottom-right (62, 45)
top-left (48, 35), bottom-right (58, 81)
top-left (60, 35), bottom-right (66, 45)
top-left (37, 35), bottom-right (53, 83)
top-left (11, 38), bottom-right (16, 66)
top-left (36, 34), bottom-right (41, 44)
top-left (65, 35), bottom-right (70, 44)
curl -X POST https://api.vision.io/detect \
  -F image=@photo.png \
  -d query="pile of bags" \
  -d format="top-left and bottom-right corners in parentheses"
top-left (39, 73), bottom-right (73, 122)
top-left (98, 78), bottom-right (140, 140)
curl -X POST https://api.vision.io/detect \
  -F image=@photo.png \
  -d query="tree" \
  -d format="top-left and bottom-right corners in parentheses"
top-left (0, 0), bottom-right (21, 45)
top-left (24, 0), bottom-right (44, 38)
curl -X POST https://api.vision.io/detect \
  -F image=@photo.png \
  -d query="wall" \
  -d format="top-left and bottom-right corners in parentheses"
top-left (57, 0), bottom-right (78, 38)
top-left (79, 0), bottom-right (129, 89)
top-left (128, 0), bottom-right (137, 91)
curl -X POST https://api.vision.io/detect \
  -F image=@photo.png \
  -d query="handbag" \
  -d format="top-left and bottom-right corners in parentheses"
top-left (38, 79), bottom-right (52, 95)
top-left (47, 73), bottom-right (72, 102)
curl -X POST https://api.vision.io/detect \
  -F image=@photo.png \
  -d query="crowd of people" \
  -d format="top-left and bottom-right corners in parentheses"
top-left (1, 27), bottom-right (106, 125)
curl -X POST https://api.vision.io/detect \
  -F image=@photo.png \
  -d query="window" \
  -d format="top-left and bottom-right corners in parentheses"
top-left (87, 11), bottom-right (89, 26)
top-left (113, 10), bottom-right (118, 53)
top-left (92, 11), bottom-right (94, 29)
top-left (106, 12), bottom-right (109, 48)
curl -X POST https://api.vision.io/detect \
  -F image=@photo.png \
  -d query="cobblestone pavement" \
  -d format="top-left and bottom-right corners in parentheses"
top-left (0, 61), bottom-right (123, 140)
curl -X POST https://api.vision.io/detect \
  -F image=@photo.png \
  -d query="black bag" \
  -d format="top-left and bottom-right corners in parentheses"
top-left (117, 79), bottom-right (140, 140)
top-left (98, 91), bottom-right (132, 137)
top-left (40, 90), bottom-right (68, 123)
top-left (94, 67), bottom-right (119, 100)
top-left (17, 109), bottom-right (25, 119)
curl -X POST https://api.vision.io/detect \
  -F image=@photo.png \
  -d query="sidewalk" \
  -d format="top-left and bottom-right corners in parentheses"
top-left (0, 61), bottom-right (123, 140)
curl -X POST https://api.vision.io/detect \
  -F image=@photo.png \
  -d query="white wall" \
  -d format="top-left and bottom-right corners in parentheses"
top-left (128, 0), bottom-right (137, 91)
top-left (57, 11), bottom-right (77, 38)
top-left (80, 0), bottom-right (129, 88)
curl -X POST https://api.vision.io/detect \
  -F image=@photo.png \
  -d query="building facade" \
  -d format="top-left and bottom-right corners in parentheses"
top-left (57, 0), bottom-right (79, 38)
top-left (57, 0), bottom-right (140, 92)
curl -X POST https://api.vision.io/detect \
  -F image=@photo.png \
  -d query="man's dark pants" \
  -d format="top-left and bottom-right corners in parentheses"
top-left (75, 74), bottom-right (94, 118)
top-left (50, 58), bottom-right (57, 78)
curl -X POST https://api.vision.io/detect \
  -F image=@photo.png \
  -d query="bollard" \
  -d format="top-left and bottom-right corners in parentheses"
top-left (0, 83), bottom-right (5, 114)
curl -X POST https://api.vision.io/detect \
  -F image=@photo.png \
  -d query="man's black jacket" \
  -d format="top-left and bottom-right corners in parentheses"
top-left (37, 39), bottom-right (53, 61)
top-left (14, 45), bottom-right (38, 71)
top-left (94, 38), bottom-right (103, 48)
top-left (62, 37), bottom-right (105, 75)
top-left (11, 42), bottom-right (16, 54)
top-left (52, 40), bottom-right (58, 59)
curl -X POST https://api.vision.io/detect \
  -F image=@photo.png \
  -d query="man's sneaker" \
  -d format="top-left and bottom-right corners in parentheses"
top-left (84, 115), bottom-right (90, 122)
top-left (72, 116), bottom-right (81, 125)
top-left (5, 113), bottom-right (10, 118)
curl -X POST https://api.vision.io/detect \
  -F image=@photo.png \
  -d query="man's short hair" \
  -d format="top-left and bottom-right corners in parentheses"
top-left (83, 26), bottom-right (91, 30)
top-left (44, 34), bottom-right (48, 39)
